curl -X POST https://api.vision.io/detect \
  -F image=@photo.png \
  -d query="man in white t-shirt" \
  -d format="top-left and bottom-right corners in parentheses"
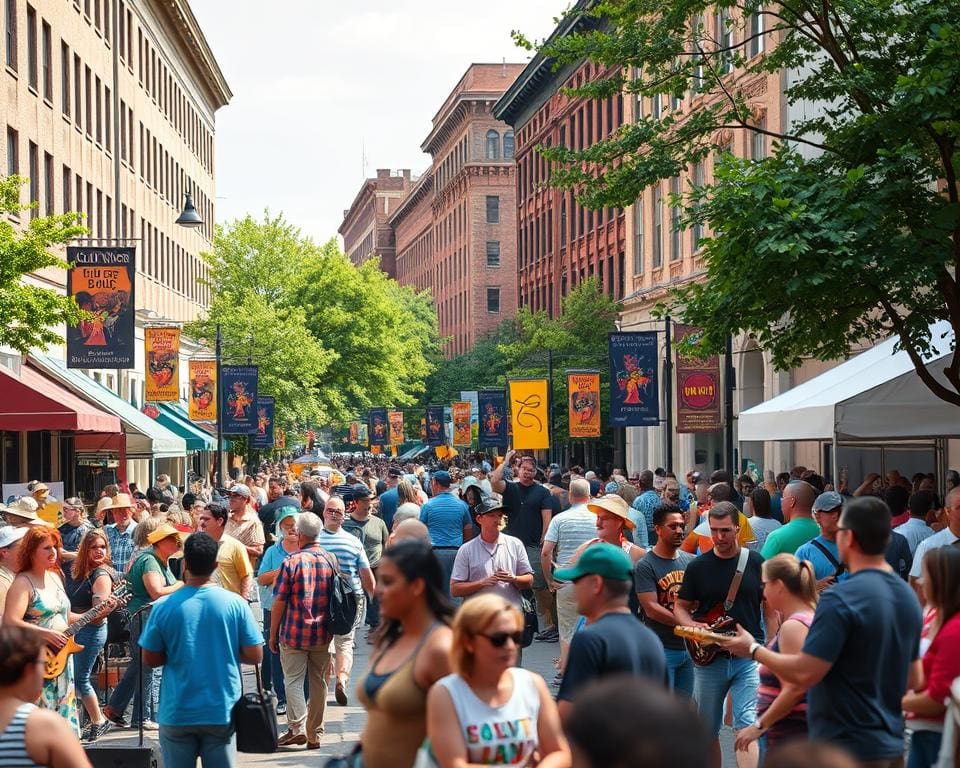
top-left (909, 487), bottom-right (960, 601)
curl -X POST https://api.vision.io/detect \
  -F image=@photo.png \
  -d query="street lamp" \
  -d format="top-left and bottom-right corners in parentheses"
top-left (175, 192), bottom-right (203, 228)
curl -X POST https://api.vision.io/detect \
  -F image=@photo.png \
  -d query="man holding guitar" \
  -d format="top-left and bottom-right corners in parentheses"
top-left (674, 501), bottom-right (767, 768)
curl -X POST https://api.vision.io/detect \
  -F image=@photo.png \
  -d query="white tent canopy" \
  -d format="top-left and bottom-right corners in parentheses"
top-left (738, 321), bottom-right (960, 442)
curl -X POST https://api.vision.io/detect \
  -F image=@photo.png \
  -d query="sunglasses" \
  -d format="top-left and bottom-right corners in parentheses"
top-left (481, 631), bottom-right (524, 648)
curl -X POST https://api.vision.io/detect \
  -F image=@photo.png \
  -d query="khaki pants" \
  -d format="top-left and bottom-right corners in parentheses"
top-left (556, 583), bottom-right (579, 643)
top-left (332, 594), bottom-right (365, 685)
top-left (279, 643), bottom-right (331, 741)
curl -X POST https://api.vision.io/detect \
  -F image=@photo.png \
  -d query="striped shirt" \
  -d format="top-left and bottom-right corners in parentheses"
top-left (317, 527), bottom-right (370, 594)
top-left (544, 504), bottom-right (599, 570)
top-left (0, 702), bottom-right (41, 767)
top-left (273, 542), bottom-right (334, 649)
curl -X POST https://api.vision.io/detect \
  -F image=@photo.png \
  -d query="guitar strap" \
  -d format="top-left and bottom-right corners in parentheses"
top-left (722, 547), bottom-right (750, 613)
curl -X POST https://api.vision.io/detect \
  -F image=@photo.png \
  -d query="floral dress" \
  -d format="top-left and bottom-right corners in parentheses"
top-left (25, 575), bottom-right (80, 736)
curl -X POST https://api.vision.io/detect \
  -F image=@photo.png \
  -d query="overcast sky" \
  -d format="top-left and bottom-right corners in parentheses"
top-left (190, 1), bottom-right (566, 245)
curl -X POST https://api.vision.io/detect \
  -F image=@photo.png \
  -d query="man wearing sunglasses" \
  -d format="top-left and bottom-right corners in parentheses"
top-left (553, 543), bottom-right (666, 720)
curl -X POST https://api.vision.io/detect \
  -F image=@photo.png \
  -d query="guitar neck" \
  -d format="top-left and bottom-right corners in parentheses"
top-left (65, 601), bottom-right (110, 638)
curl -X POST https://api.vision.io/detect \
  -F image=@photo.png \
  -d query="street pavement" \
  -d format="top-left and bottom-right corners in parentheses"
top-left (93, 629), bottom-right (736, 766)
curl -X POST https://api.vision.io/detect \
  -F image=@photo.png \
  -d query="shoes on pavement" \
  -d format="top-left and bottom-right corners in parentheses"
top-left (102, 706), bottom-right (128, 728)
top-left (307, 741), bottom-right (321, 750)
top-left (276, 702), bottom-right (287, 716)
top-left (536, 626), bottom-right (560, 643)
top-left (80, 724), bottom-right (95, 743)
top-left (278, 731), bottom-right (307, 747)
top-left (141, 720), bottom-right (159, 731)
top-left (335, 682), bottom-right (348, 706)
top-left (553, 671), bottom-right (564, 685)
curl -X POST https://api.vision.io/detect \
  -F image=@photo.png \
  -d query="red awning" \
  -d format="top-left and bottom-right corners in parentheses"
top-left (0, 363), bottom-right (121, 433)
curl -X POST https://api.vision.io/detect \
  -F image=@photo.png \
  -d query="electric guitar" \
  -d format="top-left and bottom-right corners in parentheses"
top-left (676, 603), bottom-right (738, 666)
top-left (43, 583), bottom-right (131, 680)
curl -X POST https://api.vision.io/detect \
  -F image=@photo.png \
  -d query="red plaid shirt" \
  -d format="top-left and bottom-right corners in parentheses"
top-left (273, 542), bottom-right (334, 649)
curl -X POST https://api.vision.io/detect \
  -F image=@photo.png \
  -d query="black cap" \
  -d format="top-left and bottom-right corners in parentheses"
top-left (475, 498), bottom-right (506, 516)
top-left (352, 483), bottom-right (371, 499)
top-left (387, 467), bottom-right (403, 478)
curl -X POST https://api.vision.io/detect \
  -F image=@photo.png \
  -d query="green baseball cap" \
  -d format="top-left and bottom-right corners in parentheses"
top-left (553, 542), bottom-right (633, 582)
top-left (275, 507), bottom-right (300, 530)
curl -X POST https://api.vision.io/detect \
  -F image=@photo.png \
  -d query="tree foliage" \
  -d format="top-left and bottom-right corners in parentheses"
top-left (523, 0), bottom-right (960, 404)
top-left (0, 175), bottom-right (87, 354)
top-left (422, 320), bottom-right (518, 406)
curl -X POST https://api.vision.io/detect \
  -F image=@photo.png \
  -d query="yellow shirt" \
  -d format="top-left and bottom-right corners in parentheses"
top-left (213, 534), bottom-right (253, 596)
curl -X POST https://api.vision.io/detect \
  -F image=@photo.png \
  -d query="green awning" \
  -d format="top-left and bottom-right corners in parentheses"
top-left (155, 403), bottom-right (215, 452)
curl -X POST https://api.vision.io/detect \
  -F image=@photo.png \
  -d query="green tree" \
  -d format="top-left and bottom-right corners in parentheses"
top-left (0, 176), bottom-right (86, 353)
top-left (525, 0), bottom-right (960, 405)
top-left (422, 320), bottom-right (517, 406)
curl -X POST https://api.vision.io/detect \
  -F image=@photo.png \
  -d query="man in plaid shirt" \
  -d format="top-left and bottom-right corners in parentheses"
top-left (269, 511), bottom-right (334, 749)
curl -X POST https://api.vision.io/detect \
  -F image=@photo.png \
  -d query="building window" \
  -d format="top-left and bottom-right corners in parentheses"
top-left (633, 195), bottom-right (644, 275)
top-left (486, 195), bottom-right (499, 223)
top-left (60, 41), bottom-right (70, 116)
top-left (560, 197), bottom-right (568, 246)
top-left (503, 131), bottom-right (515, 160)
top-left (670, 176), bottom-right (682, 261)
top-left (749, 8), bottom-right (765, 57)
top-left (485, 130), bottom-right (500, 160)
top-left (4, 0), bottom-right (16, 70)
top-left (752, 118), bottom-right (766, 159)
top-left (691, 16), bottom-right (704, 96)
top-left (717, 10), bottom-right (733, 74)
top-left (692, 161), bottom-right (705, 248)
top-left (486, 241), bottom-right (501, 267)
top-left (653, 185), bottom-right (663, 268)
top-left (73, 55), bottom-right (81, 130)
top-left (27, 142), bottom-right (38, 219)
top-left (487, 287), bottom-right (501, 314)
top-left (40, 20), bottom-right (51, 100)
top-left (84, 66), bottom-right (92, 138)
top-left (26, 5), bottom-right (36, 90)
top-left (43, 152), bottom-right (52, 215)
top-left (5, 127), bottom-right (17, 176)
top-left (62, 165), bottom-right (70, 212)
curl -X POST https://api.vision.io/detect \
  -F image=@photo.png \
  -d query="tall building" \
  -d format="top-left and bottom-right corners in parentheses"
top-left (339, 168), bottom-right (414, 279)
top-left (1, 0), bottom-right (229, 493)
top-left (391, 63), bottom-right (522, 358)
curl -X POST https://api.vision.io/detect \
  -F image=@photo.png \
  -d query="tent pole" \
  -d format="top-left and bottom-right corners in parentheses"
top-left (832, 434), bottom-right (839, 491)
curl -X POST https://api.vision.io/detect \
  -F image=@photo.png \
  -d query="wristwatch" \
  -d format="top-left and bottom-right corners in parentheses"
top-left (749, 641), bottom-right (762, 660)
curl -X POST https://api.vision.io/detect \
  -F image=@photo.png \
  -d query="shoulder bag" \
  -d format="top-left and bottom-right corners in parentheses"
top-left (231, 663), bottom-right (278, 753)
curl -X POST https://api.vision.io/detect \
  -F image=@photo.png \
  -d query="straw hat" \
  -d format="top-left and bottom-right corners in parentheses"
top-left (5, 497), bottom-right (39, 521)
top-left (146, 523), bottom-right (183, 545)
top-left (586, 494), bottom-right (636, 530)
top-left (111, 493), bottom-right (136, 509)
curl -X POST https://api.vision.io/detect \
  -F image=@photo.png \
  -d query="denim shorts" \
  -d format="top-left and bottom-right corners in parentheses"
top-left (693, 655), bottom-right (759, 736)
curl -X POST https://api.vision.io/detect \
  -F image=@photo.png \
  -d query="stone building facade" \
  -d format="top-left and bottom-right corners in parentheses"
top-left (339, 168), bottom-right (414, 279)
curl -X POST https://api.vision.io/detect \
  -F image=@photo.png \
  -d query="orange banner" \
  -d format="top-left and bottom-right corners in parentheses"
top-left (349, 421), bottom-right (359, 444)
top-left (452, 401), bottom-right (472, 447)
top-left (567, 371), bottom-right (601, 438)
top-left (187, 360), bottom-right (217, 421)
top-left (145, 327), bottom-right (180, 402)
top-left (388, 411), bottom-right (404, 444)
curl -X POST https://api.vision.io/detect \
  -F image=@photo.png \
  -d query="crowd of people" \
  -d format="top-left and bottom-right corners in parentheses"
top-left (0, 455), bottom-right (958, 768)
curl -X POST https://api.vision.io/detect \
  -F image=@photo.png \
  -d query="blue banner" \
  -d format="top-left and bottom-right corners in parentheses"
top-left (478, 389), bottom-right (508, 448)
top-left (368, 407), bottom-right (388, 446)
top-left (221, 365), bottom-right (259, 434)
top-left (426, 405), bottom-right (445, 447)
top-left (250, 396), bottom-right (275, 449)
top-left (608, 332), bottom-right (660, 427)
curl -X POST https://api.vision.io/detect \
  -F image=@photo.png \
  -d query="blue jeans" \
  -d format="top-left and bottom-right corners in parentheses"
top-left (664, 647), bottom-right (694, 698)
top-left (366, 566), bottom-right (381, 627)
top-left (907, 730), bottom-right (942, 768)
top-left (262, 608), bottom-right (285, 705)
top-left (693, 655), bottom-right (759, 736)
top-left (74, 622), bottom-right (107, 698)
top-left (108, 611), bottom-right (155, 724)
top-left (159, 724), bottom-right (235, 768)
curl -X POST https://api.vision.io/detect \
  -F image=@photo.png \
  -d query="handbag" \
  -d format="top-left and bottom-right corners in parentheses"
top-left (324, 744), bottom-right (362, 768)
top-left (231, 664), bottom-right (278, 754)
top-left (318, 551), bottom-right (359, 636)
top-left (520, 591), bottom-right (538, 649)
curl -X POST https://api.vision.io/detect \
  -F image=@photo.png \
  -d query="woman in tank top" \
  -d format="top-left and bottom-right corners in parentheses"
top-left (735, 553), bottom-right (817, 755)
top-left (357, 539), bottom-right (455, 768)
top-left (0, 624), bottom-right (91, 767)
top-left (427, 594), bottom-right (570, 767)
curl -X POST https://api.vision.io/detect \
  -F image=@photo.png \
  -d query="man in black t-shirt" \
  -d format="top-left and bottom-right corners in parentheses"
top-left (675, 502), bottom-right (765, 768)
top-left (555, 542), bottom-right (666, 718)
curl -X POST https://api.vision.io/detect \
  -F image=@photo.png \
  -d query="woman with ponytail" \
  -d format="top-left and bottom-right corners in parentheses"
top-left (735, 553), bottom-right (818, 755)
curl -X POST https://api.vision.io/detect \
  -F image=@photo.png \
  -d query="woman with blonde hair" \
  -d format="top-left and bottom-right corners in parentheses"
top-left (426, 593), bottom-right (570, 767)
top-left (397, 478), bottom-right (420, 509)
top-left (733, 553), bottom-right (817, 755)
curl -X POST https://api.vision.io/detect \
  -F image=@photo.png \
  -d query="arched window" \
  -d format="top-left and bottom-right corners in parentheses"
top-left (485, 130), bottom-right (500, 160)
top-left (503, 130), bottom-right (515, 159)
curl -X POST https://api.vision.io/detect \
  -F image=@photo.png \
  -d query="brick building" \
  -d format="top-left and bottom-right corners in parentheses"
top-left (339, 169), bottom-right (414, 279)
top-left (392, 63), bottom-right (523, 358)
top-left (493, 12), bottom-right (627, 319)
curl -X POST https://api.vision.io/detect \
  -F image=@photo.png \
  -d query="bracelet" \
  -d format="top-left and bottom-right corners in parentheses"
top-left (749, 641), bottom-right (762, 660)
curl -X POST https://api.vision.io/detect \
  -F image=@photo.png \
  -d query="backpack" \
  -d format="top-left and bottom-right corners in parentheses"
top-left (317, 551), bottom-right (358, 636)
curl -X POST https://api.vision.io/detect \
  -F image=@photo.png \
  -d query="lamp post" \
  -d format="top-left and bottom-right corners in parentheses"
top-left (175, 192), bottom-right (204, 228)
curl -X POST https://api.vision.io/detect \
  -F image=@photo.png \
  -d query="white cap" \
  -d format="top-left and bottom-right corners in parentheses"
top-left (0, 526), bottom-right (28, 548)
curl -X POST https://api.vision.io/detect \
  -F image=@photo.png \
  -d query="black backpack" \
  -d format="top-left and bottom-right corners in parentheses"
top-left (318, 551), bottom-right (358, 636)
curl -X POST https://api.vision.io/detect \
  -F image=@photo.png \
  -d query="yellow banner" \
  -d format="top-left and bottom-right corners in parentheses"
top-left (349, 421), bottom-right (359, 444)
top-left (188, 360), bottom-right (217, 421)
top-left (388, 411), bottom-right (404, 444)
top-left (508, 379), bottom-right (549, 450)
top-left (276, 428), bottom-right (286, 450)
top-left (568, 371), bottom-right (601, 438)
top-left (145, 327), bottom-right (180, 402)
top-left (452, 401), bottom-right (472, 446)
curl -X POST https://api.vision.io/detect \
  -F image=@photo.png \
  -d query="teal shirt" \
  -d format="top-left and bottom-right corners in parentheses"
top-left (126, 550), bottom-right (175, 614)
top-left (760, 516), bottom-right (820, 560)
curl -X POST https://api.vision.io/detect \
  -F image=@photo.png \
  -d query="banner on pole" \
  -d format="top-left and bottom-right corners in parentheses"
top-left (674, 324), bottom-right (722, 433)
top-left (349, 421), bottom-right (359, 444)
top-left (508, 378), bottom-right (550, 450)
top-left (478, 390), bottom-right (508, 448)
top-left (609, 332), bottom-right (660, 427)
top-left (358, 423), bottom-right (368, 446)
top-left (187, 360), bottom-right (217, 421)
top-left (388, 411), bottom-right (404, 445)
top-left (144, 327), bottom-right (180, 402)
top-left (567, 370), bottom-right (601, 438)
top-left (221, 365), bottom-right (259, 434)
top-left (66, 246), bottom-right (136, 368)
top-left (250, 397), bottom-right (275, 449)
top-left (369, 408), bottom-right (388, 446)
top-left (426, 406), bottom-right (445, 446)
top-left (276, 428), bottom-right (286, 450)
top-left (452, 402), bottom-right (472, 447)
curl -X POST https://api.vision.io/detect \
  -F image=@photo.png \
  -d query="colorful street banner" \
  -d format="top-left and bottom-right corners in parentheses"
top-left (276, 428), bottom-right (286, 450)
top-left (567, 370), bottom-right (602, 438)
top-left (508, 378), bottom-right (550, 450)
top-left (66, 246), bottom-right (136, 368)
top-left (426, 405), bottom-right (445, 446)
top-left (478, 390), bottom-right (508, 449)
top-left (419, 417), bottom-right (427, 441)
top-left (221, 365), bottom-right (259, 434)
top-left (388, 411), bottom-right (404, 445)
top-left (358, 422), bottom-right (369, 446)
top-left (369, 408), bottom-right (388, 446)
top-left (187, 360), bottom-right (217, 421)
top-left (674, 324), bottom-right (722, 433)
top-left (609, 332), bottom-right (660, 427)
top-left (144, 327), bottom-right (180, 402)
top-left (250, 396), bottom-right (275, 449)
top-left (452, 401), bottom-right (472, 447)
top-left (349, 421), bottom-right (359, 444)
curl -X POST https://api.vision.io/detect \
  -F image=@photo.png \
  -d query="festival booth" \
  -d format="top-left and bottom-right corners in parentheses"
top-left (738, 321), bottom-right (960, 487)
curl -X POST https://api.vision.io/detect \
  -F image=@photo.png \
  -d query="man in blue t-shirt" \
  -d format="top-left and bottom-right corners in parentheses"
top-left (141, 533), bottom-right (263, 767)
top-left (722, 496), bottom-right (922, 765)
top-left (375, 467), bottom-right (403, 530)
top-left (795, 491), bottom-right (845, 587)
